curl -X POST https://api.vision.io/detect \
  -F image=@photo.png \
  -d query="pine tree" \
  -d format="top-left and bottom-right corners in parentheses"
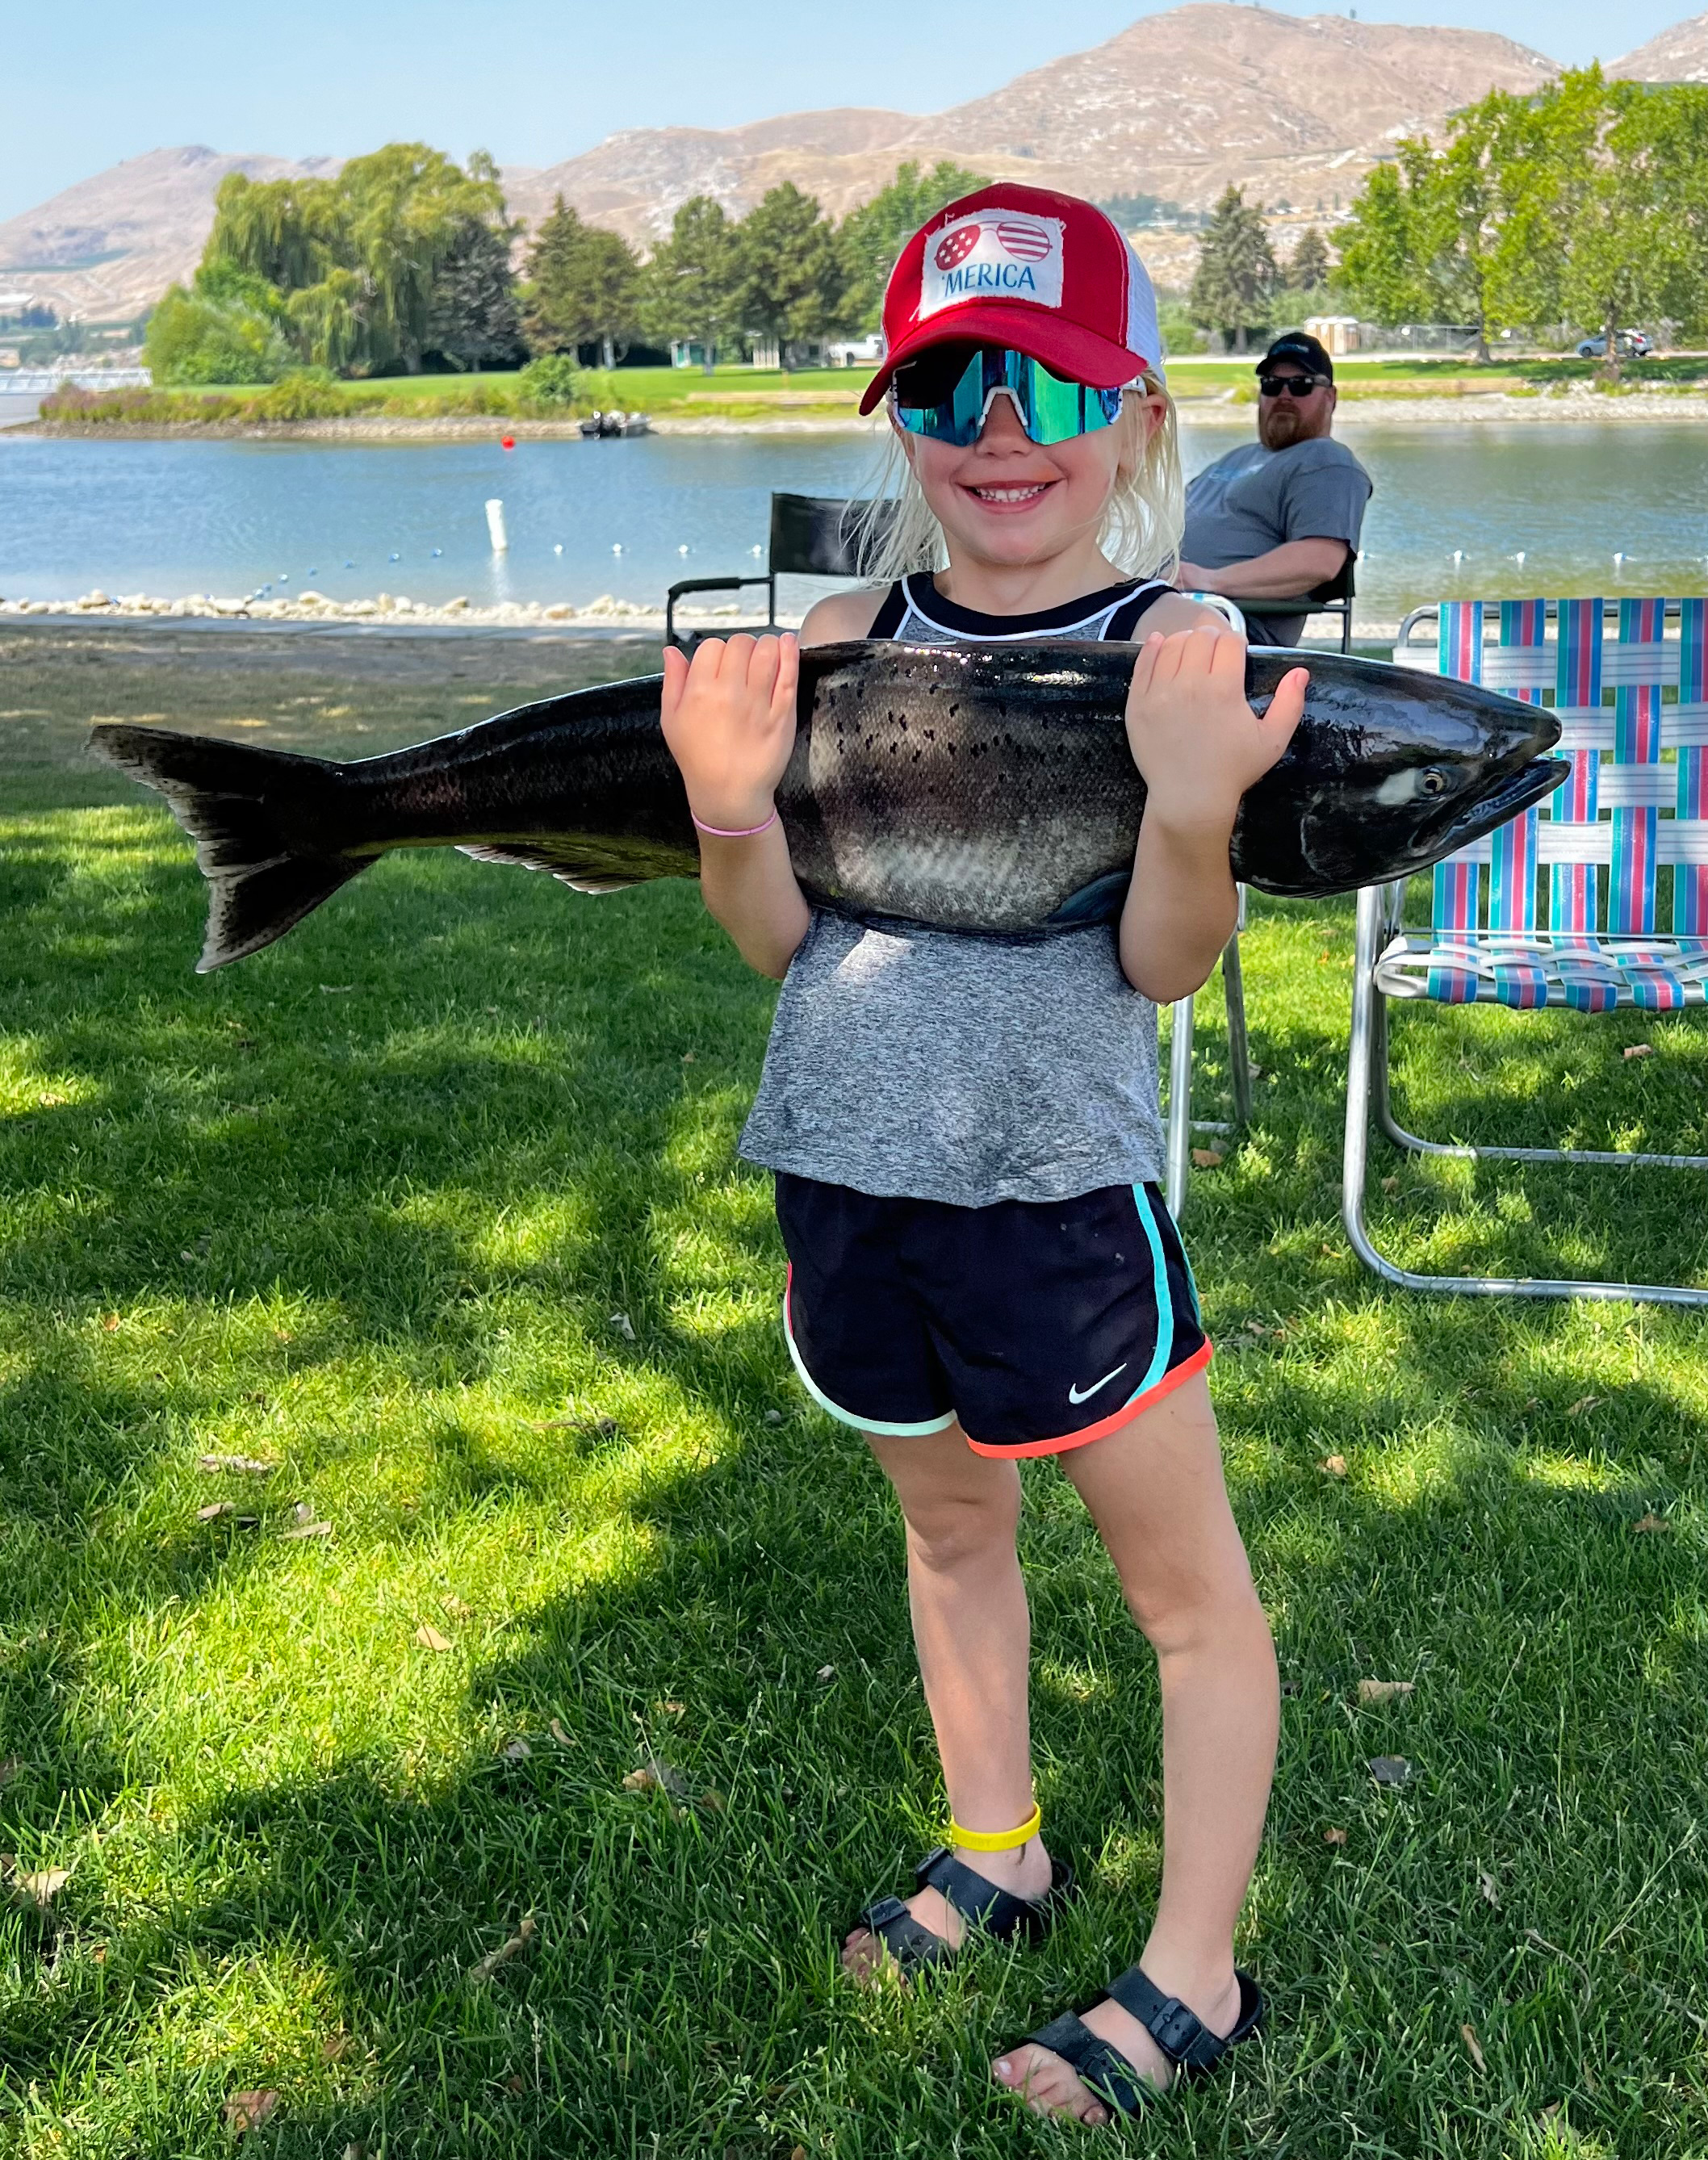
top-left (642, 197), bottom-right (739, 372)
top-left (521, 197), bottom-right (641, 365)
top-left (425, 218), bottom-right (525, 371)
top-left (734, 184), bottom-right (847, 365)
top-left (837, 161), bottom-right (989, 329)
top-left (1289, 227), bottom-right (1330, 294)
top-left (1189, 187), bottom-right (1279, 353)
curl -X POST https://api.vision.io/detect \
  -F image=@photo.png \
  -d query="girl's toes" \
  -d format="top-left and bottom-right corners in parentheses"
top-left (991, 2045), bottom-right (1108, 2124)
top-left (840, 1928), bottom-right (892, 1985)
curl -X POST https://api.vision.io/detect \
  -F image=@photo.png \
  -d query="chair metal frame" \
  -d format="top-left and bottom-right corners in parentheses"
top-left (664, 493), bottom-right (891, 651)
top-left (1165, 917), bottom-right (1253, 1220)
top-left (1292, 553), bottom-right (1356, 655)
top-left (1343, 596), bottom-right (1708, 1305)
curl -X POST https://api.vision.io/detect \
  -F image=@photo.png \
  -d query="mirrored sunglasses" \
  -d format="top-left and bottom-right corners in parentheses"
top-left (890, 343), bottom-right (1124, 447)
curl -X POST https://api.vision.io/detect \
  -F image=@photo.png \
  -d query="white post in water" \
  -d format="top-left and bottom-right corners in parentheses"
top-left (485, 498), bottom-right (509, 553)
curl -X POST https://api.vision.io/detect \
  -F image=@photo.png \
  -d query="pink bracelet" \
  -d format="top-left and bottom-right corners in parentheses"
top-left (691, 808), bottom-right (779, 839)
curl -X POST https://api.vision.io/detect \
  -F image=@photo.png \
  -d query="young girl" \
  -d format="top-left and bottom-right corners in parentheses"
top-left (660, 186), bottom-right (1308, 2126)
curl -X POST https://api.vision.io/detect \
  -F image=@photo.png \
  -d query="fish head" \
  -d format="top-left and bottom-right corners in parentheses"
top-left (1250, 654), bottom-right (1566, 894)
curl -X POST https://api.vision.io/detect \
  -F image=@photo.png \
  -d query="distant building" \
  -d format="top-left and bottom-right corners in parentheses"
top-left (1304, 314), bottom-right (1361, 356)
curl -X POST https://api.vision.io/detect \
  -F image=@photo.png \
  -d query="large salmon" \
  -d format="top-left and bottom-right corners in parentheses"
top-left (90, 640), bottom-right (1564, 971)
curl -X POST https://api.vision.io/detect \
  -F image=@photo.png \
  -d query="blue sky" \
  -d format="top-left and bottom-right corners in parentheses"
top-left (3, 0), bottom-right (1694, 224)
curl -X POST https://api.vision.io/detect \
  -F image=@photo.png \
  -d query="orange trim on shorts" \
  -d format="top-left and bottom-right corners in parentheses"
top-left (961, 1337), bottom-right (1214, 1459)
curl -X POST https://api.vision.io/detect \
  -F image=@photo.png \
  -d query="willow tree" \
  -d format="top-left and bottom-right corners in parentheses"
top-left (196, 145), bottom-right (517, 375)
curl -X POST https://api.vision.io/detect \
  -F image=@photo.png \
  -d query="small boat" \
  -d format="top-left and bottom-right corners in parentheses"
top-left (578, 410), bottom-right (651, 439)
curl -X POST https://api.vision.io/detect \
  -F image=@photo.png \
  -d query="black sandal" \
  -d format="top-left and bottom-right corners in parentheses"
top-left (853, 1845), bottom-right (1074, 1978)
top-left (1019, 1964), bottom-right (1265, 2115)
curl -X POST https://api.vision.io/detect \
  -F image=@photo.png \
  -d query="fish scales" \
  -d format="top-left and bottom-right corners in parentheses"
top-left (88, 639), bottom-right (1565, 970)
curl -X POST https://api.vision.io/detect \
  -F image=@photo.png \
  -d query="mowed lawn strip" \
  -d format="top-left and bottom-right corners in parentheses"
top-left (1, 625), bottom-right (1706, 2157)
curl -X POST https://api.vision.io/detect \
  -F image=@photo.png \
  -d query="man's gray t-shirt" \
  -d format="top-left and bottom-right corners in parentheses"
top-left (739, 573), bottom-right (1170, 1209)
top-left (1183, 435), bottom-right (1371, 647)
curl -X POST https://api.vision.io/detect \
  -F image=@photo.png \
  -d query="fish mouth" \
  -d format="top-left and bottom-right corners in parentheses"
top-left (1423, 754), bottom-right (1569, 864)
top-left (1294, 753), bottom-right (1569, 894)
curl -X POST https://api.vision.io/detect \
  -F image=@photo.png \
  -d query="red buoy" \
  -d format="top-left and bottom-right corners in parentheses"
top-left (501, 435), bottom-right (516, 450)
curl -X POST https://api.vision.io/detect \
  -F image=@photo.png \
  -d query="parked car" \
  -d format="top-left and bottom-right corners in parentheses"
top-left (1576, 330), bottom-right (1653, 359)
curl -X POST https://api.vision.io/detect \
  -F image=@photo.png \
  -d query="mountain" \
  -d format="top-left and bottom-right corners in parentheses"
top-left (1614, 13), bottom-right (1708, 79)
top-left (0, 7), bottom-right (1568, 320)
top-left (508, 6), bottom-right (1559, 243)
top-left (0, 146), bottom-right (341, 323)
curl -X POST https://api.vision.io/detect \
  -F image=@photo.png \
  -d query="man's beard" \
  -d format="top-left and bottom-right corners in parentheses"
top-left (1258, 403), bottom-right (1312, 450)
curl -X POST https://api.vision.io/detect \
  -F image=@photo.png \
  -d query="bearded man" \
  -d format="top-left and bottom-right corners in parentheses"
top-left (1178, 331), bottom-right (1371, 648)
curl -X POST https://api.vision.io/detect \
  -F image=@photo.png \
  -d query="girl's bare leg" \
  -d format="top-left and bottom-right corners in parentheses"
top-left (992, 1372), bottom-right (1277, 2124)
top-left (841, 1425), bottom-right (1053, 1977)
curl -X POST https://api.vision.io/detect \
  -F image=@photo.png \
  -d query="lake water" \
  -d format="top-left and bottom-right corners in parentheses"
top-left (2, 421), bottom-right (1706, 626)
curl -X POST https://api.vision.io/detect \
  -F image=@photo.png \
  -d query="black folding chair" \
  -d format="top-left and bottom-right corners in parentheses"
top-left (1301, 554), bottom-right (1355, 652)
top-left (664, 492), bottom-right (894, 651)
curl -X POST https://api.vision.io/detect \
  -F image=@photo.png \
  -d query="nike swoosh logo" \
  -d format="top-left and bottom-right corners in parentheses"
top-left (1068, 1363), bottom-right (1128, 1406)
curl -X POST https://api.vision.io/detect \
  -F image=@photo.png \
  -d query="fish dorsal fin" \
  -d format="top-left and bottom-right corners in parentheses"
top-left (455, 841), bottom-right (642, 894)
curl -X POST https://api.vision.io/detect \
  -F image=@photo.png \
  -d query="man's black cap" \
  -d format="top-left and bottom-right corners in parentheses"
top-left (1257, 331), bottom-right (1333, 383)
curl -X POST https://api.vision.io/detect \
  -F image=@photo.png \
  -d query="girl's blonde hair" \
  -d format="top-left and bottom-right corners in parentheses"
top-left (847, 371), bottom-right (1183, 588)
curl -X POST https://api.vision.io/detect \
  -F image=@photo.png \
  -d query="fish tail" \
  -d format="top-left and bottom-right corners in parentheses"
top-left (90, 724), bottom-right (366, 971)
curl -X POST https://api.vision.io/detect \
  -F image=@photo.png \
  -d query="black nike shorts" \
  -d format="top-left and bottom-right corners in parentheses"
top-left (773, 1173), bottom-right (1212, 1459)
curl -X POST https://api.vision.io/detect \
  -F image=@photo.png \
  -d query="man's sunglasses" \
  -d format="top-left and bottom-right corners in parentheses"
top-left (1258, 373), bottom-right (1326, 399)
top-left (890, 343), bottom-right (1124, 447)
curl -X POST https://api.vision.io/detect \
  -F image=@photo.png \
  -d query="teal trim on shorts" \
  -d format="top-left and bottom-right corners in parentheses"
top-left (1122, 1183), bottom-right (1178, 1406)
top-left (1173, 1201), bottom-right (1204, 1324)
top-left (782, 1287), bottom-right (957, 1438)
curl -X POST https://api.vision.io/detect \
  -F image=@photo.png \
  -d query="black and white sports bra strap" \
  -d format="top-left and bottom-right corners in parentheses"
top-left (1103, 582), bottom-right (1174, 642)
top-left (868, 574), bottom-right (1173, 645)
top-left (867, 581), bottom-right (911, 639)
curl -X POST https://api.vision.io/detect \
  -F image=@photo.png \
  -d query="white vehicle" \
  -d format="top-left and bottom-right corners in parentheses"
top-left (1576, 330), bottom-right (1653, 359)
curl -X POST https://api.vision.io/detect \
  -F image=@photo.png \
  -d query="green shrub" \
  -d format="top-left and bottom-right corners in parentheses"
top-left (251, 370), bottom-right (354, 421)
top-left (517, 353), bottom-right (584, 407)
top-left (39, 385), bottom-right (245, 426)
top-left (381, 379), bottom-right (518, 416)
top-left (143, 284), bottom-right (290, 386)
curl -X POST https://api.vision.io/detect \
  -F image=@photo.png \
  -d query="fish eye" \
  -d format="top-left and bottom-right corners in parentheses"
top-left (1420, 767), bottom-right (1448, 796)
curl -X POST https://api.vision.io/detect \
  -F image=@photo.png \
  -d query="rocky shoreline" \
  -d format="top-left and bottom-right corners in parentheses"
top-left (0, 589), bottom-right (1406, 643)
top-left (15, 384), bottom-right (1708, 442)
top-left (0, 588), bottom-right (693, 631)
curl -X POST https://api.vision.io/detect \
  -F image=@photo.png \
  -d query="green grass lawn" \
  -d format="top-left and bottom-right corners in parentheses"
top-left (146, 353), bottom-right (1708, 430)
top-left (3, 626), bottom-right (1708, 2156)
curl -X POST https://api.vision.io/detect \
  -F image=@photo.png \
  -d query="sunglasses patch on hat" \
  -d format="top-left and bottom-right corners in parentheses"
top-left (920, 212), bottom-right (1065, 320)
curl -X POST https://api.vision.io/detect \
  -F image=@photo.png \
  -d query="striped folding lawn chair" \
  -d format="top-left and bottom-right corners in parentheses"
top-left (1342, 595), bottom-right (1708, 1304)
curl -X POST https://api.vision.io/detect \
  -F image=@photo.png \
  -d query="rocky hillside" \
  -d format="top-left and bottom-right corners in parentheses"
top-left (0, 147), bottom-right (341, 324)
top-left (0, 5), bottom-right (1610, 321)
top-left (1614, 12), bottom-right (1708, 79)
top-left (509, 6), bottom-right (1558, 242)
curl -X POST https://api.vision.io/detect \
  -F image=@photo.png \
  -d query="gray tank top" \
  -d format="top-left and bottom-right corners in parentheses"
top-left (738, 571), bottom-right (1171, 1208)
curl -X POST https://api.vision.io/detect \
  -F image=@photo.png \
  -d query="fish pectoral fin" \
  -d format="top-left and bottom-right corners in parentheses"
top-left (1044, 870), bottom-right (1132, 927)
top-left (455, 840), bottom-right (643, 893)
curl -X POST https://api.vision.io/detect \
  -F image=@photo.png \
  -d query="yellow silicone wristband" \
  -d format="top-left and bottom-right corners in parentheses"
top-left (948, 1803), bottom-right (1041, 1853)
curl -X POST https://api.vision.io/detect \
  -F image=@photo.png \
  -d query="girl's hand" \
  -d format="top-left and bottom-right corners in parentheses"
top-left (1125, 625), bottom-right (1307, 831)
top-left (661, 633), bottom-right (799, 831)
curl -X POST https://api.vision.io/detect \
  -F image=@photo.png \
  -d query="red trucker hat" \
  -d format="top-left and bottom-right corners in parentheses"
top-left (859, 183), bottom-right (1164, 415)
